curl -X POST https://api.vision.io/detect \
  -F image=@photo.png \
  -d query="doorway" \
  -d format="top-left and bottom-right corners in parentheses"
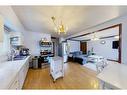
top-left (80, 42), bottom-right (87, 54)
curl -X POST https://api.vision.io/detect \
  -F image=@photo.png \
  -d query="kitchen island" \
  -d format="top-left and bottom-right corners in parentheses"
top-left (97, 61), bottom-right (127, 89)
top-left (0, 56), bottom-right (30, 89)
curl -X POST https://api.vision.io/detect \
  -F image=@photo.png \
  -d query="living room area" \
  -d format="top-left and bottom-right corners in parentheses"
top-left (67, 24), bottom-right (120, 72)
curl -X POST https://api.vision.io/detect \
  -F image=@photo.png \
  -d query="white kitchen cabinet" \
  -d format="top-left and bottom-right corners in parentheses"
top-left (9, 76), bottom-right (19, 89)
top-left (50, 56), bottom-right (64, 82)
top-left (97, 62), bottom-right (127, 89)
top-left (18, 59), bottom-right (29, 89)
top-left (99, 79), bottom-right (118, 89)
top-left (18, 66), bottom-right (25, 89)
top-left (10, 32), bottom-right (24, 46)
top-left (0, 15), bottom-right (4, 42)
top-left (9, 57), bottom-right (29, 89)
top-left (0, 56), bottom-right (30, 89)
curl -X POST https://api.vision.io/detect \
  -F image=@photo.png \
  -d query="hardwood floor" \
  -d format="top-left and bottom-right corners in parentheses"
top-left (23, 62), bottom-right (99, 89)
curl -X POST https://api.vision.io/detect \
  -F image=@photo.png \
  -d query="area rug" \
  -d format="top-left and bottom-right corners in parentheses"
top-left (83, 63), bottom-right (97, 71)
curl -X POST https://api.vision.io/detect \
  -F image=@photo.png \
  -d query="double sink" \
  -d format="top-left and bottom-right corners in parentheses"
top-left (13, 55), bottom-right (27, 60)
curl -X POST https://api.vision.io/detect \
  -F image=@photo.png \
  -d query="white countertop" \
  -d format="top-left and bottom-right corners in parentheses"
top-left (51, 56), bottom-right (63, 61)
top-left (0, 56), bottom-right (30, 89)
top-left (97, 62), bottom-right (127, 89)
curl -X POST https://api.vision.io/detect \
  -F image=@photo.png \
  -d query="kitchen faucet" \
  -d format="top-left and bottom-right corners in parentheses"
top-left (8, 47), bottom-right (17, 61)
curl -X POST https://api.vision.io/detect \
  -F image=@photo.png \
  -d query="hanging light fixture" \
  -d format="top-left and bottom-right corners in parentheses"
top-left (51, 16), bottom-right (67, 34)
top-left (91, 32), bottom-right (99, 41)
top-left (114, 35), bottom-right (119, 39)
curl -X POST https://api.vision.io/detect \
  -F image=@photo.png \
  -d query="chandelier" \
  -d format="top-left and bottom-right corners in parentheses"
top-left (91, 32), bottom-right (99, 41)
top-left (51, 16), bottom-right (67, 34)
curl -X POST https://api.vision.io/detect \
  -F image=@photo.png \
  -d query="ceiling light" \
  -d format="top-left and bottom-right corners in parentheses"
top-left (91, 37), bottom-right (99, 41)
top-left (51, 16), bottom-right (67, 34)
top-left (114, 35), bottom-right (119, 39)
top-left (91, 32), bottom-right (99, 41)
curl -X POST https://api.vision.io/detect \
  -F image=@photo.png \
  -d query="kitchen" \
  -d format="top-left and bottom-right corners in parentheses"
top-left (0, 14), bottom-right (30, 89)
top-left (0, 11), bottom-right (68, 89)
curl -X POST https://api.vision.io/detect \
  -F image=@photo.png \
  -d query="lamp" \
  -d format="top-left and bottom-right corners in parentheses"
top-left (114, 35), bottom-right (119, 39)
top-left (91, 32), bottom-right (99, 41)
top-left (51, 16), bottom-right (67, 34)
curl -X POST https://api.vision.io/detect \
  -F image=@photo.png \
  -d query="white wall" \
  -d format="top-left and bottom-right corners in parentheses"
top-left (23, 31), bottom-right (51, 56)
top-left (0, 6), bottom-right (25, 32)
top-left (87, 38), bottom-right (118, 60)
top-left (0, 30), bottom-right (10, 63)
top-left (0, 6), bottom-right (25, 62)
top-left (67, 15), bottom-right (127, 64)
top-left (67, 40), bottom-right (80, 52)
top-left (0, 6), bottom-right (25, 55)
top-left (59, 37), bottom-right (65, 43)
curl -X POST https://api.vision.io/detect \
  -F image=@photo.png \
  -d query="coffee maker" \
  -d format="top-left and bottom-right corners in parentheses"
top-left (20, 48), bottom-right (29, 56)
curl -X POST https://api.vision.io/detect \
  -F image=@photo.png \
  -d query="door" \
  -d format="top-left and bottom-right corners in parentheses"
top-left (80, 42), bottom-right (87, 54)
top-left (58, 43), bottom-right (62, 57)
top-left (52, 42), bottom-right (55, 56)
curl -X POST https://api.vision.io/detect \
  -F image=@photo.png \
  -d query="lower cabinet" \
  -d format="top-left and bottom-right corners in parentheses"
top-left (99, 80), bottom-right (118, 89)
top-left (50, 57), bottom-right (64, 82)
top-left (9, 76), bottom-right (19, 89)
top-left (9, 58), bottom-right (29, 89)
top-left (18, 66), bottom-right (25, 89)
top-left (18, 60), bottom-right (29, 89)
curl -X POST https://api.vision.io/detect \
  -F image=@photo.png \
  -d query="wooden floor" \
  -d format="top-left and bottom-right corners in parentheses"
top-left (23, 62), bottom-right (99, 89)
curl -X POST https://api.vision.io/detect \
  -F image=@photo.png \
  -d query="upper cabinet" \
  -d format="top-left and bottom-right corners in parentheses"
top-left (10, 32), bottom-right (24, 46)
top-left (0, 15), bottom-right (4, 42)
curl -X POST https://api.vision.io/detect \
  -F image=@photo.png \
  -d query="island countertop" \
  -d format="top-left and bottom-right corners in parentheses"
top-left (0, 56), bottom-right (30, 89)
top-left (97, 62), bottom-right (127, 89)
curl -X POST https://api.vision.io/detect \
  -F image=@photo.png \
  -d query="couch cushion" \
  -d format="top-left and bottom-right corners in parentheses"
top-left (70, 51), bottom-right (83, 57)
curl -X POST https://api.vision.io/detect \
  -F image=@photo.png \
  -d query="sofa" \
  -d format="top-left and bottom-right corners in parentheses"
top-left (68, 51), bottom-right (88, 65)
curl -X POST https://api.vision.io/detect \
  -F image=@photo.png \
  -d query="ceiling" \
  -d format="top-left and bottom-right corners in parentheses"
top-left (12, 6), bottom-right (127, 37)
